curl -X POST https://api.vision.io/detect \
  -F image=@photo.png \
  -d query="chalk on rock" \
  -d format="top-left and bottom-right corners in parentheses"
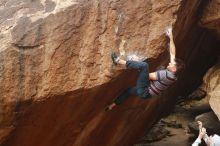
top-left (126, 52), bottom-right (146, 62)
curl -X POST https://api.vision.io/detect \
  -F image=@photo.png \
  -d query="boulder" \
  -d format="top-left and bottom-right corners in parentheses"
top-left (203, 59), bottom-right (220, 121)
top-left (0, 0), bottom-right (190, 145)
top-left (137, 121), bottom-right (170, 143)
top-left (0, 0), bottom-right (219, 146)
top-left (200, 0), bottom-right (220, 39)
top-left (187, 88), bottom-right (206, 100)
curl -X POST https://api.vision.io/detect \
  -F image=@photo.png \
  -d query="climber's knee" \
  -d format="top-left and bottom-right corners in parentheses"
top-left (140, 62), bottom-right (148, 69)
top-left (137, 88), bottom-right (151, 99)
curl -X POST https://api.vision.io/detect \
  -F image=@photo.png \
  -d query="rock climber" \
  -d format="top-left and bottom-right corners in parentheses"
top-left (105, 27), bottom-right (184, 111)
top-left (192, 121), bottom-right (220, 146)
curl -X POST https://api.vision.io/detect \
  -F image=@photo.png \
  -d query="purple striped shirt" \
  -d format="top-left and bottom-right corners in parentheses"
top-left (149, 69), bottom-right (177, 96)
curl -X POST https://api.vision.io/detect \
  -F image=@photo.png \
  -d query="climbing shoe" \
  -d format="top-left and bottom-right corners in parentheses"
top-left (111, 52), bottom-right (119, 65)
top-left (105, 106), bottom-right (111, 112)
top-left (105, 103), bottom-right (116, 112)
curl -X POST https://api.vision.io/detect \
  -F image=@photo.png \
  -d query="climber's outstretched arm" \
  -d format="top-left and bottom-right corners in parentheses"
top-left (167, 27), bottom-right (176, 65)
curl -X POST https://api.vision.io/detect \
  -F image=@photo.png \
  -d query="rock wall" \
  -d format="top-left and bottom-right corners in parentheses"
top-left (153, 0), bottom-right (220, 117)
top-left (200, 0), bottom-right (220, 39)
top-left (0, 0), bottom-right (219, 146)
top-left (200, 0), bottom-right (220, 122)
top-left (203, 59), bottom-right (220, 121)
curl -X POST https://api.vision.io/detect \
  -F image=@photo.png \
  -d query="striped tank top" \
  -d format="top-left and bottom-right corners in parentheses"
top-left (149, 69), bottom-right (177, 96)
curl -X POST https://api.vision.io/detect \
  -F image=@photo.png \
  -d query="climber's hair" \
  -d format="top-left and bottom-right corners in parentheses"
top-left (174, 58), bottom-right (185, 76)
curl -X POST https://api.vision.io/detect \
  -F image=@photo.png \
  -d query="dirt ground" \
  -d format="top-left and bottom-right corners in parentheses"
top-left (134, 97), bottom-right (210, 146)
top-left (149, 127), bottom-right (191, 146)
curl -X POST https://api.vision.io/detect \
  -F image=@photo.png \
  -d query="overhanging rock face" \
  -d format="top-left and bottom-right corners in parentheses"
top-left (0, 0), bottom-right (182, 103)
top-left (0, 0), bottom-right (217, 146)
top-left (200, 0), bottom-right (220, 39)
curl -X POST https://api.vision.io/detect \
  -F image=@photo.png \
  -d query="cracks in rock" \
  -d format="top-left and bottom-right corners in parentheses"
top-left (155, 3), bottom-right (180, 14)
top-left (17, 49), bottom-right (25, 106)
top-left (50, 29), bottom-right (78, 62)
top-left (12, 43), bottom-right (42, 50)
top-left (201, 16), bottom-right (220, 25)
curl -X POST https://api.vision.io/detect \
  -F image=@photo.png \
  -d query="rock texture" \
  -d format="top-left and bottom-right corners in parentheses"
top-left (199, 0), bottom-right (220, 132)
top-left (0, 0), bottom-right (219, 146)
top-left (203, 59), bottom-right (220, 121)
top-left (201, 0), bottom-right (220, 39)
top-left (201, 0), bottom-right (220, 120)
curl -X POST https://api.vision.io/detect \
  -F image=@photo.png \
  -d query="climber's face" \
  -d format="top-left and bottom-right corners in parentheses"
top-left (167, 63), bottom-right (177, 73)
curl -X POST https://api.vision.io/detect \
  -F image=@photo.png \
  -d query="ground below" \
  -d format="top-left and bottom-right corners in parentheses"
top-left (134, 93), bottom-right (211, 146)
top-left (149, 127), bottom-right (190, 146)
